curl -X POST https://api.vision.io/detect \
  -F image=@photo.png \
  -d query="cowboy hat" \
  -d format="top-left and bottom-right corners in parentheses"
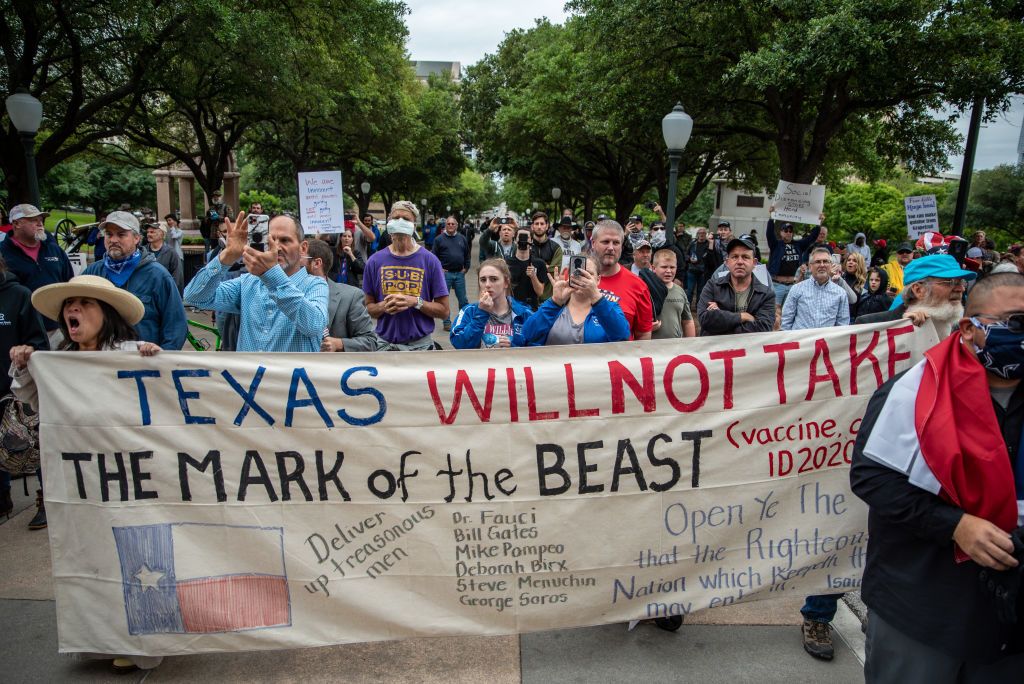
top-left (31, 275), bottom-right (145, 325)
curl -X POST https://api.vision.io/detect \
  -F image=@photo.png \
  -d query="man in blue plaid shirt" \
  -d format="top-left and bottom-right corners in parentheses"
top-left (184, 212), bottom-right (328, 352)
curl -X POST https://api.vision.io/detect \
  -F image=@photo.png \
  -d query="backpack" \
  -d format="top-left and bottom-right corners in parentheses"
top-left (0, 394), bottom-right (40, 474)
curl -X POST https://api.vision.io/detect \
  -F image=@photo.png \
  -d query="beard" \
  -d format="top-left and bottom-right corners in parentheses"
top-left (911, 300), bottom-right (964, 331)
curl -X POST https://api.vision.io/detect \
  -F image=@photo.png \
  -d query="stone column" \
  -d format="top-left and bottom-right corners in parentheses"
top-left (154, 172), bottom-right (173, 220)
top-left (223, 173), bottom-right (240, 217)
top-left (178, 177), bottom-right (196, 228)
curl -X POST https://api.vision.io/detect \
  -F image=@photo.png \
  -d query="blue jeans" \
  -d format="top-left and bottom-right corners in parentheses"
top-left (773, 281), bottom-right (793, 307)
top-left (801, 594), bottom-right (843, 623)
top-left (444, 271), bottom-right (468, 323)
top-left (685, 271), bottom-right (703, 303)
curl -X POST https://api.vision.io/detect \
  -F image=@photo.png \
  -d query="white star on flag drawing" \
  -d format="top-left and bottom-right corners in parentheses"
top-left (134, 564), bottom-right (165, 591)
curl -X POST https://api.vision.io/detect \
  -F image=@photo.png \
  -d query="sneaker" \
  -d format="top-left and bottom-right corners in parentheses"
top-left (443, 320), bottom-right (451, 331)
top-left (28, 489), bottom-right (46, 530)
top-left (801, 619), bottom-right (834, 660)
top-left (111, 658), bottom-right (138, 674)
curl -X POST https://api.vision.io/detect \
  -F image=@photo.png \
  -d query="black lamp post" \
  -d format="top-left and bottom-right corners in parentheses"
top-left (661, 102), bottom-right (694, 247)
top-left (551, 187), bottom-right (561, 217)
top-left (5, 88), bottom-right (43, 206)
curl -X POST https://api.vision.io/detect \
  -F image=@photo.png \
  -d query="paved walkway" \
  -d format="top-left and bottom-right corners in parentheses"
top-left (5, 241), bottom-right (867, 682)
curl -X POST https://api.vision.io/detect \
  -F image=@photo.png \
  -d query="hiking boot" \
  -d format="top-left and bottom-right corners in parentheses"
top-left (28, 489), bottom-right (46, 530)
top-left (801, 619), bottom-right (834, 660)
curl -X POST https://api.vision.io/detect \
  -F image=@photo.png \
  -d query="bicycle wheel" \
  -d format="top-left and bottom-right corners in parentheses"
top-left (55, 218), bottom-right (78, 250)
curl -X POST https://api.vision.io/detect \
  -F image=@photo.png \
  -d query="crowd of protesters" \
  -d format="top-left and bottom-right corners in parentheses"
top-left (4, 193), bottom-right (1024, 679)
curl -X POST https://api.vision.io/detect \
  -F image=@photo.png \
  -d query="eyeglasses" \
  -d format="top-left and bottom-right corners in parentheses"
top-left (930, 278), bottom-right (967, 288)
top-left (972, 313), bottom-right (1024, 334)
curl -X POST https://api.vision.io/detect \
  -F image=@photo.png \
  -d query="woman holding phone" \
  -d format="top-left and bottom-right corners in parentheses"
top-left (521, 255), bottom-right (629, 346)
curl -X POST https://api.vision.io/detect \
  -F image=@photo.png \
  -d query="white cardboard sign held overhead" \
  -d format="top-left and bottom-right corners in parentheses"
top-left (904, 195), bottom-right (940, 238)
top-left (298, 170), bottom-right (345, 234)
top-left (769, 181), bottom-right (826, 225)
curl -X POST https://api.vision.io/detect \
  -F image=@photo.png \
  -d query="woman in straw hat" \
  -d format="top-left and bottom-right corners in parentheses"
top-left (9, 275), bottom-right (160, 410)
top-left (8, 274), bottom-right (162, 673)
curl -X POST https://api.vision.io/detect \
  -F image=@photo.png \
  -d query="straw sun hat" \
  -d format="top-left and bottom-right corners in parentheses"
top-left (31, 275), bottom-right (145, 325)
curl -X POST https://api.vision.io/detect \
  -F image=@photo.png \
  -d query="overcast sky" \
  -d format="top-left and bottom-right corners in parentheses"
top-left (404, 1), bottom-right (1021, 171)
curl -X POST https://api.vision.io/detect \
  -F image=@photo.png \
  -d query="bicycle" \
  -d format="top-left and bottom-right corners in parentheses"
top-left (186, 318), bottom-right (222, 351)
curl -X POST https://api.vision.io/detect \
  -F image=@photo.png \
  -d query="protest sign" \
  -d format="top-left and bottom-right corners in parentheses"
top-left (769, 182), bottom-right (826, 225)
top-left (298, 170), bottom-right (345, 234)
top-left (33, 322), bottom-right (937, 655)
top-left (903, 195), bottom-right (940, 238)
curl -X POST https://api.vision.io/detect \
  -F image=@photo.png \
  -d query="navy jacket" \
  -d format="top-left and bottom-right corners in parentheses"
top-left (0, 236), bottom-right (74, 330)
top-left (432, 231), bottom-right (471, 272)
top-left (84, 253), bottom-right (187, 350)
top-left (765, 219), bottom-right (821, 275)
top-left (0, 272), bottom-right (48, 395)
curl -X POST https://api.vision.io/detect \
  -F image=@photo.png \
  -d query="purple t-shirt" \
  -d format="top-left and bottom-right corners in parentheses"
top-left (363, 246), bottom-right (447, 343)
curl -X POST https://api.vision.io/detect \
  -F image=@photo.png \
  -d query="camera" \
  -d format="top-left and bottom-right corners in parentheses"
top-left (247, 213), bottom-right (269, 242)
top-left (249, 230), bottom-right (265, 252)
top-left (499, 217), bottom-right (511, 225)
top-left (516, 230), bottom-right (531, 251)
top-left (644, 200), bottom-right (656, 210)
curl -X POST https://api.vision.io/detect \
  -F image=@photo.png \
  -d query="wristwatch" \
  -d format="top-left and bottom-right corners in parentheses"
top-left (414, 296), bottom-right (424, 310)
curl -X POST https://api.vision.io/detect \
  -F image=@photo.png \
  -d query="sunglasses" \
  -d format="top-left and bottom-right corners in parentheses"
top-left (972, 313), bottom-right (1024, 334)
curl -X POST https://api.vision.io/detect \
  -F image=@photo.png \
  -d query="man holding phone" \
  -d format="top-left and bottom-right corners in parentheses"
top-left (184, 211), bottom-right (328, 352)
top-left (507, 228), bottom-right (550, 310)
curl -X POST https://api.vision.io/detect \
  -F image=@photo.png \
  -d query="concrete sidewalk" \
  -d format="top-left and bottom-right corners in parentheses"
top-left (0, 498), bottom-right (864, 683)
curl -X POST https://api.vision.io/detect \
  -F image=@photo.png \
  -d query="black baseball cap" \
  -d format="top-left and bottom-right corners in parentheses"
top-left (629, 214), bottom-right (643, 222)
top-left (717, 220), bottom-right (731, 228)
top-left (726, 235), bottom-right (756, 253)
top-left (896, 242), bottom-right (914, 253)
top-left (779, 223), bottom-right (794, 231)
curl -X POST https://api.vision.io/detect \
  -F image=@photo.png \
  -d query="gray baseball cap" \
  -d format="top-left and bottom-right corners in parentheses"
top-left (100, 210), bottom-right (141, 234)
top-left (9, 204), bottom-right (49, 221)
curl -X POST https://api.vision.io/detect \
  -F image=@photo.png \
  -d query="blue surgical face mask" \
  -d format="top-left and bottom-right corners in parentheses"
top-left (971, 317), bottom-right (1024, 379)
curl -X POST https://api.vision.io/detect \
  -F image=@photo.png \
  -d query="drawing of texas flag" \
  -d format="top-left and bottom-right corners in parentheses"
top-left (112, 523), bottom-right (292, 635)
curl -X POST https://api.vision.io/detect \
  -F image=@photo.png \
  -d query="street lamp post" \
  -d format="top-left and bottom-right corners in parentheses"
top-left (661, 102), bottom-right (694, 247)
top-left (551, 187), bottom-right (561, 217)
top-left (5, 88), bottom-right (43, 207)
top-left (360, 181), bottom-right (371, 216)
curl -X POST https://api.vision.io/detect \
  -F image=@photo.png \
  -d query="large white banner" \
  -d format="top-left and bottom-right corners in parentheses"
top-left (769, 181), bottom-right (826, 225)
top-left (33, 322), bottom-right (937, 656)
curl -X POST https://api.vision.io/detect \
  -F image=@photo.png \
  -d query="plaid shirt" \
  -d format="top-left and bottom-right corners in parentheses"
top-left (780, 277), bottom-right (850, 330)
top-left (184, 259), bottom-right (328, 352)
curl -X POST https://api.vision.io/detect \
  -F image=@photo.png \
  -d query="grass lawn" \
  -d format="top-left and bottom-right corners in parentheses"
top-left (44, 209), bottom-right (96, 231)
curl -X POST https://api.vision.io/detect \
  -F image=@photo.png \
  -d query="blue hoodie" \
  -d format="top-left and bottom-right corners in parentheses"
top-left (449, 297), bottom-right (532, 349)
top-left (521, 297), bottom-right (630, 346)
top-left (84, 252), bottom-right (187, 350)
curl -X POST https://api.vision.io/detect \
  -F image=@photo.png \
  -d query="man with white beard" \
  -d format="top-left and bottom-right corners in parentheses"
top-left (856, 255), bottom-right (975, 334)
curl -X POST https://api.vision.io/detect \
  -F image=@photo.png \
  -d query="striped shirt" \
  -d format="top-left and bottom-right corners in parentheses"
top-left (780, 277), bottom-right (850, 330)
top-left (184, 259), bottom-right (328, 352)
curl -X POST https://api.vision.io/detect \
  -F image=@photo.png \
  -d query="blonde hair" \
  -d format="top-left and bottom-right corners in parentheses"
top-left (845, 251), bottom-right (867, 291)
top-left (653, 249), bottom-right (677, 265)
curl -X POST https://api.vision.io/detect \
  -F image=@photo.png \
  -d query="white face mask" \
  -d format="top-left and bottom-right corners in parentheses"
top-left (386, 218), bottom-right (416, 236)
